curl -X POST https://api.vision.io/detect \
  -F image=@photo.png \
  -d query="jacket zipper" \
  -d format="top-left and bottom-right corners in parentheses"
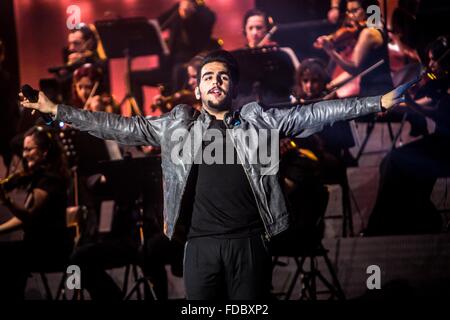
top-left (171, 121), bottom-right (204, 239)
top-left (224, 119), bottom-right (273, 239)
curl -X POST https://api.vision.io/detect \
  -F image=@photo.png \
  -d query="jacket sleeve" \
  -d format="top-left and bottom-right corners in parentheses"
top-left (259, 96), bottom-right (382, 138)
top-left (55, 104), bottom-right (168, 146)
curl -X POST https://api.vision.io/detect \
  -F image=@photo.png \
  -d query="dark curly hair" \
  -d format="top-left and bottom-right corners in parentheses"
top-left (23, 126), bottom-right (70, 181)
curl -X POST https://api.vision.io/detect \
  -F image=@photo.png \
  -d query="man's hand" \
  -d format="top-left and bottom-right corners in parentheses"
top-left (19, 91), bottom-right (58, 115)
top-left (381, 77), bottom-right (419, 110)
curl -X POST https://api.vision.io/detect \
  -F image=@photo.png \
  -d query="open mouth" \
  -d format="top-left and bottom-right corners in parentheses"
top-left (208, 87), bottom-right (223, 98)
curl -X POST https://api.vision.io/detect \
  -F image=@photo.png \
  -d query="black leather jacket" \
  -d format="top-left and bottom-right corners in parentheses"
top-left (56, 96), bottom-right (381, 239)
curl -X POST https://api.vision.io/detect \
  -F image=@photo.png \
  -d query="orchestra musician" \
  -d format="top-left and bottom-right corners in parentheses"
top-left (235, 9), bottom-right (299, 106)
top-left (48, 24), bottom-right (109, 104)
top-left (315, 0), bottom-right (428, 138)
top-left (65, 25), bottom-right (99, 67)
top-left (294, 58), bottom-right (357, 168)
top-left (243, 9), bottom-right (277, 48)
top-left (315, 0), bottom-right (393, 97)
top-left (365, 35), bottom-right (450, 236)
top-left (71, 63), bottom-right (119, 114)
top-left (0, 126), bottom-right (73, 299)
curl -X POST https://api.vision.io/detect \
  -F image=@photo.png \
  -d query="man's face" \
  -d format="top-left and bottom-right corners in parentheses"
top-left (68, 31), bottom-right (86, 53)
top-left (300, 69), bottom-right (324, 99)
top-left (196, 61), bottom-right (232, 112)
top-left (245, 15), bottom-right (267, 48)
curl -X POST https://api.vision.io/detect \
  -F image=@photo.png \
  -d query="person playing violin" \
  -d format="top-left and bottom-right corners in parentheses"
top-left (364, 35), bottom-right (450, 236)
top-left (316, 0), bottom-right (428, 137)
top-left (0, 126), bottom-right (73, 299)
top-left (315, 0), bottom-right (393, 97)
top-left (243, 9), bottom-right (277, 48)
top-left (66, 25), bottom-right (98, 67)
top-left (71, 63), bottom-right (119, 114)
top-left (53, 24), bottom-right (109, 105)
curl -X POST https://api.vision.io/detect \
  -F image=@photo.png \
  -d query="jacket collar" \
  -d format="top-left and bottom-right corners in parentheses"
top-left (199, 107), bottom-right (241, 128)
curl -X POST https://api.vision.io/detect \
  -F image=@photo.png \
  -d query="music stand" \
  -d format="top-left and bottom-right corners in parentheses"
top-left (96, 156), bottom-right (162, 300)
top-left (95, 17), bottom-right (169, 115)
top-left (231, 46), bottom-right (298, 107)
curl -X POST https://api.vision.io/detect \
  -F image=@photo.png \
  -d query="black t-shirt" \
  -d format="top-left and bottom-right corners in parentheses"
top-left (23, 170), bottom-right (70, 248)
top-left (187, 119), bottom-right (264, 239)
top-left (359, 28), bottom-right (393, 96)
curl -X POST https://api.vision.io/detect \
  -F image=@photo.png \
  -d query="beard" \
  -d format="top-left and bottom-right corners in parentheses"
top-left (206, 91), bottom-right (232, 112)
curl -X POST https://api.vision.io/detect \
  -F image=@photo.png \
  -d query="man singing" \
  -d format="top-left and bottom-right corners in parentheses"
top-left (21, 50), bottom-right (409, 300)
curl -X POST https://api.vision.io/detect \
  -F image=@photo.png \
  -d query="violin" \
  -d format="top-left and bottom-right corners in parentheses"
top-left (314, 20), bottom-right (366, 51)
top-left (151, 89), bottom-right (200, 113)
top-left (406, 67), bottom-right (443, 100)
top-left (256, 25), bottom-right (278, 48)
top-left (0, 170), bottom-right (35, 192)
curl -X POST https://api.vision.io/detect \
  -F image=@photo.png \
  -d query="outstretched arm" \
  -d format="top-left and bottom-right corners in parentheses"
top-left (260, 81), bottom-right (410, 137)
top-left (20, 92), bottom-right (166, 146)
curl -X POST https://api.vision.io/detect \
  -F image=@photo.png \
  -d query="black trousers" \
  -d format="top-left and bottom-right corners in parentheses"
top-left (184, 234), bottom-right (272, 300)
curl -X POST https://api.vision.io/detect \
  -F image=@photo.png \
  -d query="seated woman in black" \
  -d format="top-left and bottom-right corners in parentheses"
top-left (0, 125), bottom-right (73, 299)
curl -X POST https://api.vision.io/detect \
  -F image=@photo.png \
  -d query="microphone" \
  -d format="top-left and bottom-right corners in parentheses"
top-left (21, 84), bottom-right (54, 125)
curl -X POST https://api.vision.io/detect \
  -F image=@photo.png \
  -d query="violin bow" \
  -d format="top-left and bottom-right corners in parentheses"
top-left (83, 81), bottom-right (99, 110)
top-left (300, 59), bottom-right (385, 104)
top-left (326, 59), bottom-right (385, 96)
top-left (267, 59), bottom-right (385, 107)
top-left (257, 25), bottom-right (278, 47)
